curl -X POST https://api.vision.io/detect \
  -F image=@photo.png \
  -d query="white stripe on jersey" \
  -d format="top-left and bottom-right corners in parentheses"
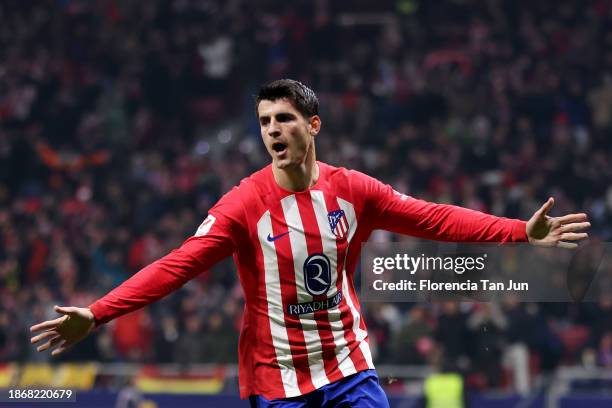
top-left (281, 195), bottom-right (329, 389)
top-left (257, 211), bottom-right (300, 397)
top-left (310, 191), bottom-right (357, 378)
top-left (337, 198), bottom-right (375, 369)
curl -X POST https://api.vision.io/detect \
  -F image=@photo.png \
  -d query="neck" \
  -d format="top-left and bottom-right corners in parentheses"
top-left (272, 143), bottom-right (318, 192)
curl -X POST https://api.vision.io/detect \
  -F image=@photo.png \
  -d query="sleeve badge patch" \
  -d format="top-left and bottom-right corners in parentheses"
top-left (195, 214), bottom-right (216, 237)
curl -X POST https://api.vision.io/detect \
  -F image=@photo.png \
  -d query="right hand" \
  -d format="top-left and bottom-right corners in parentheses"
top-left (30, 305), bottom-right (96, 356)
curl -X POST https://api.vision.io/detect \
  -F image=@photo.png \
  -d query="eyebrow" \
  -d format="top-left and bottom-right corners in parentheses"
top-left (259, 112), bottom-right (297, 122)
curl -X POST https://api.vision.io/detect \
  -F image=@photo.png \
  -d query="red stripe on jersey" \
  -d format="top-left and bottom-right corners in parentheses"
top-left (269, 203), bottom-right (315, 395)
top-left (295, 194), bottom-right (344, 384)
top-left (327, 195), bottom-right (369, 373)
top-left (344, 265), bottom-right (373, 371)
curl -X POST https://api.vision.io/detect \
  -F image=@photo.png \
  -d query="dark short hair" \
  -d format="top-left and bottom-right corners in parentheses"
top-left (256, 79), bottom-right (319, 118)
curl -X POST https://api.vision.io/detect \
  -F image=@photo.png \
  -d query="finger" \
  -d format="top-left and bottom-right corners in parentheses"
top-left (36, 335), bottom-right (62, 352)
top-left (557, 213), bottom-right (588, 224)
top-left (51, 340), bottom-right (69, 357)
top-left (54, 305), bottom-right (79, 316)
top-left (30, 316), bottom-right (66, 333)
top-left (557, 241), bottom-right (578, 249)
top-left (560, 232), bottom-right (588, 241)
top-left (561, 222), bottom-right (591, 233)
top-left (537, 197), bottom-right (555, 218)
top-left (31, 330), bottom-right (58, 344)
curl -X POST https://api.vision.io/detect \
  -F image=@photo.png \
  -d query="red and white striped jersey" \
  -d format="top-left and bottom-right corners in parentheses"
top-left (89, 162), bottom-right (527, 399)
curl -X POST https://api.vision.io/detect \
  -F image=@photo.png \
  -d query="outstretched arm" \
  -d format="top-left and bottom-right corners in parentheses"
top-left (354, 171), bottom-right (589, 244)
top-left (86, 234), bottom-right (233, 325)
top-left (30, 233), bottom-right (235, 356)
top-left (30, 187), bottom-right (247, 355)
top-left (30, 185), bottom-right (246, 356)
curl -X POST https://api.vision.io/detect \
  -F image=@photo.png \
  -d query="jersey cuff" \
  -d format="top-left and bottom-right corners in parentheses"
top-left (511, 220), bottom-right (528, 242)
top-left (87, 303), bottom-right (106, 327)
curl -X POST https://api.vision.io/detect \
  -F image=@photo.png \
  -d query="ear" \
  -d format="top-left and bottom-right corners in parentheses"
top-left (308, 115), bottom-right (321, 136)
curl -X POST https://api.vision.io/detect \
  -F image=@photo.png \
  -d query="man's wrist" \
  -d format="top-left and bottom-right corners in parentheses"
top-left (85, 306), bottom-right (100, 327)
top-left (512, 220), bottom-right (528, 242)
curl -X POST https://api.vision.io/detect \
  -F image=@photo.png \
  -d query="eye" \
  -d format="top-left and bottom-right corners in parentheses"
top-left (259, 117), bottom-right (270, 126)
top-left (276, 113), bottom-right (294, 122)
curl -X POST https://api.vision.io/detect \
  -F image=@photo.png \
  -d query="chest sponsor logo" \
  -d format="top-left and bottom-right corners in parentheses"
top-left (327, 209), bottom-right (348, 240)
top-left (303, 253), bottom-right (331, 296)
top-left (287, 291), bottom-right (343, 315)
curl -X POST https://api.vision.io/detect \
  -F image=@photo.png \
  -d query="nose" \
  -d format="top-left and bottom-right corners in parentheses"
top-left (268, 118), bottom-right (281, 138)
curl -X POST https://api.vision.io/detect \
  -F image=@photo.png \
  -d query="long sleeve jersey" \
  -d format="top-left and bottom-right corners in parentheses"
top-left (89, 162), bottom-right (527, 399)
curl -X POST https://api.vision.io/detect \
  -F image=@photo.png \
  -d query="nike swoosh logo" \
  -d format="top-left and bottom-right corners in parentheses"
top-left (267, 231), bottom-right (291, 242)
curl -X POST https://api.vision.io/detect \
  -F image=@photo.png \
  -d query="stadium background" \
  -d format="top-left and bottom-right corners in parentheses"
top-left (1, 0), bottom-right (611, 406)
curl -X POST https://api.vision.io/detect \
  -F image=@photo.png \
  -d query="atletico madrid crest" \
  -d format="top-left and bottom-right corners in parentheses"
top-left (327, 209), bottom-right (349, 239)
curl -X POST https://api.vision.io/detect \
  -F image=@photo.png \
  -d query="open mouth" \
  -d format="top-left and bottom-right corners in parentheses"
top-left (272, 142), bottom-right (287, 153)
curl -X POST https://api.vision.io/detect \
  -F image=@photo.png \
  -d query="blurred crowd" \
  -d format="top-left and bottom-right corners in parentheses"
top-left (1, 0), bottom-right (612, 391)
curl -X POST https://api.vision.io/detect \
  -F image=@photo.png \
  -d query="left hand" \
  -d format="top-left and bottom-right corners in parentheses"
top-left (30, 305), bottom-right (95, 356)
top-left (526, 197), bottom-right (590, 249)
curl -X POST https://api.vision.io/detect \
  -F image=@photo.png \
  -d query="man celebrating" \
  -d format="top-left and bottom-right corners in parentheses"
top-left (31, 80), bottom-right (590, 407)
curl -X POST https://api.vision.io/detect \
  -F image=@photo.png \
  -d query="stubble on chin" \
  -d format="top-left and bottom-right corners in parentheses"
top-left (274, 159), bottom-right (295, 170)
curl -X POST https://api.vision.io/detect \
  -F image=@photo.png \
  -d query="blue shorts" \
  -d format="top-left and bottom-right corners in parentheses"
top-left (249, 370), bottom-right (390, 407)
